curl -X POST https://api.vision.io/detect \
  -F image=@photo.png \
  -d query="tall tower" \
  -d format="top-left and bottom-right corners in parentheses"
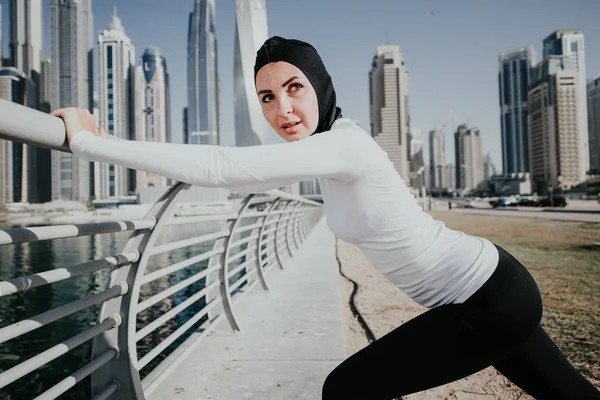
top-left (529, 56), bottom-right (582, 192)
top-left (543, 30), bottom-right (588, 180)
top-left (234, 0), bottom-right (270, 147)
top-left (369, 45), bottom-right (410, 182)
top-left (498, 46), bottom-right (535, 174)
top-left (187, 0), bottom-right (219, 145)
top-left (96, 9), bottom-right (135, 199)
top-left (135, 46), bottom-right (171, 189)
top-left (428, 129), bottom-right (446, 188)
top-left (9, 0), bottom-right (43, 79)
top-left (588, 76), bottom-right (600, 173)
top-left (50, 0), bottom-right (94, 202)
top-left (455, 125), bottom-right (484, 191)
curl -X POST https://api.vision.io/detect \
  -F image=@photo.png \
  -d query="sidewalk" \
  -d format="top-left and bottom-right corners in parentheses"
top-left (148, 219), bottom-right (345, 400)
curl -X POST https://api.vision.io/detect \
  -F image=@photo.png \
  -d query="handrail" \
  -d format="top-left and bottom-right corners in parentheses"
top-left (0, 99), bottom-right (325, 400)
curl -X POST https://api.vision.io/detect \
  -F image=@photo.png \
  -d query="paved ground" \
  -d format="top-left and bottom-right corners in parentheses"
top-left (148, 219), bottom-right (345, 400)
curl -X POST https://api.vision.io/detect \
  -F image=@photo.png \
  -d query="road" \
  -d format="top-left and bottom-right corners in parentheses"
top-left (449, 208), bottom-right (600, 223)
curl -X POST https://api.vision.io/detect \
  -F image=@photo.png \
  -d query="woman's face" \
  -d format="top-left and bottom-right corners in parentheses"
top-left (255, 62), bottom-right (319, 142)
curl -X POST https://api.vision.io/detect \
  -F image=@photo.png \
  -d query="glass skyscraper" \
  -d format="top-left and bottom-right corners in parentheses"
top-left (187, 0), bottom-right (219, 145)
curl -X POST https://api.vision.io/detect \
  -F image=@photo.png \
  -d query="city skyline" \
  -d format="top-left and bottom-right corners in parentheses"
top-left (1, 0), bottom-right (599, 177)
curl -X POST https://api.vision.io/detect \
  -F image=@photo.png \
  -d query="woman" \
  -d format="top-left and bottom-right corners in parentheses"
top-left (52, 36), bottom-right (599, 399)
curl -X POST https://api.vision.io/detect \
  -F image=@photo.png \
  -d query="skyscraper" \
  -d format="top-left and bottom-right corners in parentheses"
top-left (234, 0), bottom-right (270, 147)
top-left (588, 76), bottom-right (600, 174)
top-left (9, 0), bottom-right (43, 80)
top-left (39, 58), bottom-right (51, 112)
top-left (498, 46), bottom-right (535, 174)
top-left (543, 30), bottom-right (588, 180)
top-left (529, 56), bottom-right (582, 192)
top-left (7, 0), bottom-right (48, 204)
top-left (0, 67), bottom-right (38, 203)
top-left (409, 134), bottom-right (425, 188)
top-left (96, 9), bottom-right (135, 199)
top-left (187, 0), bottom-right (219, 145)
top-left (50, 0), bottom-right (94, 202)
top-left (455, 124), bottom-right (484, 191)
top-left (428, 129), bottom-right (446, 188)
top-left (0, 5), bottom-right (3, 67)
top-left (135, 46), bottom-right (171, 189)
top-left (369, 45), bottom-right (410, 182)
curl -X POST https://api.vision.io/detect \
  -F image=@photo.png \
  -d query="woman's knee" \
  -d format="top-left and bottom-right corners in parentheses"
top-left (322, 368), bottom-right (345, 399)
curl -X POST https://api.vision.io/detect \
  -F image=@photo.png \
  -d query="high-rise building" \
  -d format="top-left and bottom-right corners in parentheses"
top-left (455, 124), bottom-right (484, 191)
top-left (483, 152), bottom-right (496, 185)
top-left (50, 0), bottom-right (94, 202)
top-left (187, 0), bottom-right (219, 145)
top-left (588, 76), bottom-right (600, 174)
top-left (9, 0), bottom-right (43, 80)
top-left (428, 129), bottom-right (446, 188)
top-left (183, 107), bottom-right (188, 144)
top-left (39, 58), bottom-right (52, 111)
top-left (529, 56), bottom-right (582, 192)
top-left (543, 30), bottom-right (588, 180)
top-left (7, 0), bottom-right (51, 204)
top-left (498, 46), bottom-right (535, 174)
top-left (135, 46), bottom-right (171, 189)
top-left (444, 163), bottom-right (456, 191)
top-left (0, 5), bottom-right (3, 68)
top-left (369, 44), bottom-right (410, 182)
top-left (234, 0), bottom-right (270, 147)
top-left (409, 134), bottom-right (425, 188)
top-left (0, 67), bottom-right (38, 204)
top-left (96, 10), bottom-right (135, 199)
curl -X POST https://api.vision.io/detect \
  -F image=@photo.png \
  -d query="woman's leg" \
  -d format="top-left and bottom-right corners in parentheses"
top-left (321, 302), bottom-right (524, 399)
top-left (323, 245), bottom-right (599, 399)
top-left (494, 325), bottom-right (600, 399)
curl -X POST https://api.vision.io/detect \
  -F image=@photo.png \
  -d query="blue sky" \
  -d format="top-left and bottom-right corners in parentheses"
top-left (2, 0), bottom-right (599, 172)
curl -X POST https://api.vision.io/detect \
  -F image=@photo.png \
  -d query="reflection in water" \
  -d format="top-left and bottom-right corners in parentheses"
top-left (0, 221), bottom-right (239, 400)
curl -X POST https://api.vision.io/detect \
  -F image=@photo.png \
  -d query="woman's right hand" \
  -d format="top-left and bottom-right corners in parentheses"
top-left (51, 107), bottom-right (108, 144)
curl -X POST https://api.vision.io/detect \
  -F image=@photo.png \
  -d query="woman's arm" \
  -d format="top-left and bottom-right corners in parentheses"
top-left (69, 127), bottom-right (368, 189)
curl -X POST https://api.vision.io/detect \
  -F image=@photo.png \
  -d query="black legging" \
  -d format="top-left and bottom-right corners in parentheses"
top-left (322, 245), bottom-right (600, 399)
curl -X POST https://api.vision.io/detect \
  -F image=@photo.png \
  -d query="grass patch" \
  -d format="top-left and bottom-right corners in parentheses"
top-left (430, 211), bottom-right (600, 384)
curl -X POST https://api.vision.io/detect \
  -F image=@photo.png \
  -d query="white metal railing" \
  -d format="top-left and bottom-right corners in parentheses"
top-left (0, 99), bottom-right (325, 399)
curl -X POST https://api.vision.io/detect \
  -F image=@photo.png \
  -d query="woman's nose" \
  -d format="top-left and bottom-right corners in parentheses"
top-left (277, 96), bottom-right (293, 116)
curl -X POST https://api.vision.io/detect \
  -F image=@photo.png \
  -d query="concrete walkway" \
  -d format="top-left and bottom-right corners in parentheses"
top-left (149, 219), bottom-right (345, 400)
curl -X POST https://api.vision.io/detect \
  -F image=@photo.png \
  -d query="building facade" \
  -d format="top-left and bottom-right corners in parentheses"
top-left (187, 0), bottom-right (219, 145)
top-left (50, 0), bottom-right (94, 202)
top-left (369, 44), bottom-right (410, 182)
top-left (96, 10), bottom-right (135, 199)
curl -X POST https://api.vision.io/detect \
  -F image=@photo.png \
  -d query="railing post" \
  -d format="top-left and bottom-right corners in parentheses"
top-left (274, 200), bottom-right (293, 268)
top-left (254, 199), bottom-right (282, 291)
top-left (218, 195), bottom-right (256, 332)
top-left (91, 182), bottom-right (190, 400)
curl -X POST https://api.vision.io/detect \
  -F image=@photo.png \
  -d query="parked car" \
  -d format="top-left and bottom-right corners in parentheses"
top-left (535, 195), bottom-right (567, 207)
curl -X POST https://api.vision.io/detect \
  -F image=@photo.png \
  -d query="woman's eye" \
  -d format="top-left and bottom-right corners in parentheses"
top-left (262, 94), bottom-right (274, 103)
top-left (289, 83), bottom-right (303, 92)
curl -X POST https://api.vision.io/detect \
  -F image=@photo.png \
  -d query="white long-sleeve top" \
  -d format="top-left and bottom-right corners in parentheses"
top-left (70, 118), bottom-right (498, 308)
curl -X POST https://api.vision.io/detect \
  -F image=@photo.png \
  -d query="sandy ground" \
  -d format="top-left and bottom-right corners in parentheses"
top-left (336, 239), bottom-right (532, 400)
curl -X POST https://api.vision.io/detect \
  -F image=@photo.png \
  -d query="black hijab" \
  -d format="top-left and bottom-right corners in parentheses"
top-left (254, 36), bottom-right (342, 135)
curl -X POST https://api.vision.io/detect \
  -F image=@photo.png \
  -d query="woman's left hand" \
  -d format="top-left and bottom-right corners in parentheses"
top-left (51, 107), bottom-right (108, 144)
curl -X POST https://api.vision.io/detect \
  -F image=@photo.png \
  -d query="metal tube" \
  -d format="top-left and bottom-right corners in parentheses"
top-left (0, 315), bottom-right (120, 389)
top-left (0, 99), bottom-right (70, 152)
top-left (0, 283), bottom-right (127, 344)
top-left (34, 349), bottom-right (118, 400)
top-left (0, 219), bottom-right (156, 246)
top-left (0, 252), bottom-right (139, 297)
